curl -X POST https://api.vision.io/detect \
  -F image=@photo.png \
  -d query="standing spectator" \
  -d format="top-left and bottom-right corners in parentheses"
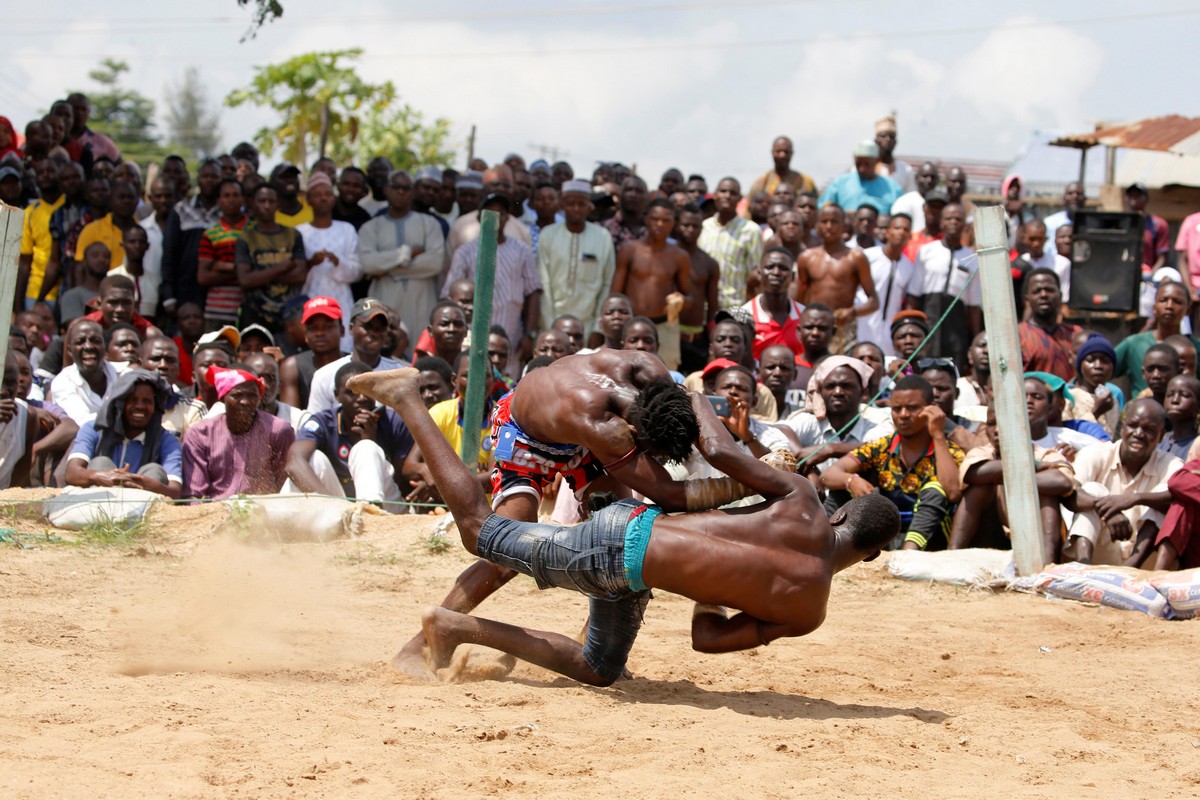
top-left (1066, 399), bottom-right (1180, 567)
top-left (1013, 220), bottom-right (1071, 302)
top-left (279, 296), bottom-right (346, 409)
top-left (699, 177), bottom-right (763, 310)
top-left (161, 158), bottom-right (221, 318)
top-left (818, 141), bottom-right (903, 214)
top-left (873, 115), bottom-right (914, 192)
top-left (57, 242), bottom-right (109, 325)
top-left (235, 184), bottom-right (308, 334)
top-left (794, 206), bottom-right (878, 355)
top-left (75, 181), bottom-right (140, 269)
top-left (748, 136), bottom-right (816, 199)
top-left (358, 169), bottom-right (447, 340)
top-left (307, 299), bottom-right (409, 413)
top-left (65, 370), bottom-right (181, 498)
top-left (674, 204), bottom-right (720, 374)
top-left (359, 156), bottom-right (393, 217)
top-left (602, 176), bottom-right (649, 252)
top-left (1126, 182), bottom-right (1168, 272)
top-left (1018, 269), bottom-right (1080, 381)
top-left (742, 246), bottom-right (804, 360)
top-left (860, 214), bottom-right (914, 357)
top-left (332, 167), bottom-right (372, 230)
top-left (907, 203), bottom-right (981, 366)
top-left (446, 166), bottom-right (531, 259)
top-left (109, 225), bottom-right (154, 317)
top-left (1043, 181), bottom-right (1085, 242)
top-left (298, 171), bottom-right (361, 349)
top-left (140, 177), bottom-right (175, 317)
top-left (196, 178), bottom-right (249, 329)
top-left (271, 163), bottom-right (312, 227)
top-left (65, 93), bottom-right (120, 162)
top-left (527, 181), bottom-right (560, 258)
top-left (890, 162), bottom-right (937, 234)
top-left (17, 158), bottom-right (65, 310)
top-left (1116, 282), bottom-right (1200, 396)
top-left (172, 302), bottom-right (205, 389)
top-left (182, 366), bottom-right (295, 499)
top-left (537, 179), bottom-right (617, 334)
top-left (286, 361), bottom-right (414, 503)
top-left (445, 192), bottom-right (542, 367)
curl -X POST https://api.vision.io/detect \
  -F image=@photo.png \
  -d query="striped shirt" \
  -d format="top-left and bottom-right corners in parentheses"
top-left (198, 215), bottom-right (248, 323)
top-left (444, 236), bottom-right (542, 344)
top-left (699, 214), bottom-right (763, 310)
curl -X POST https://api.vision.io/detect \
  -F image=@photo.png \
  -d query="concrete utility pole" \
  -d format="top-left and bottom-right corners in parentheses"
top-left (973, 204), bottom-right (1044, 576)
top-left (0, 203), bottom-right (25, 369)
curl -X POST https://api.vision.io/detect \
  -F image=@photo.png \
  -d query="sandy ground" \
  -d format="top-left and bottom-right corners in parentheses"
top-left (1, 490), bottom-right (1199, 799)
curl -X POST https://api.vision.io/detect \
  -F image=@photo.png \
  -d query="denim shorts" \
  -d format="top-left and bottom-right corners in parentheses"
top-left (476, 498), bottom-right (653, 683)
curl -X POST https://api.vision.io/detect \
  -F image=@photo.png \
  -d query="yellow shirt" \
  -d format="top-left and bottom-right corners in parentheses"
top-left (275, 197), bottom-right (313, 227)
top-left (19, 194), bottom-right (66, 300)
top-left (428, 398), bottom-right (493, 472)
top-left (75, 213), bottom-right (128, 270)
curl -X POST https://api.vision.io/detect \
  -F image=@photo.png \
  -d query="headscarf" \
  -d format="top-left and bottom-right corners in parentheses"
top-left (0, 117), bottom-right (22, 161)
top-left (93, 369), bottom-right (170, 471)
top-left (804, 356), bottom-right (874, 419)
top-left (206, 365), bottom-right (264, 400)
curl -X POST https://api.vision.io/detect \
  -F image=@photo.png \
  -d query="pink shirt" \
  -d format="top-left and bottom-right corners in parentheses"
top-left (182, 411), bottom-right (295, 499)
top-left (1175, 212), bottom-right (1200, 290)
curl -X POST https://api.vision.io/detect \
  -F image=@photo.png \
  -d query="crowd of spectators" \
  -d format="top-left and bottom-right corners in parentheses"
top-left (3, 97), bottom-right (1200, 572)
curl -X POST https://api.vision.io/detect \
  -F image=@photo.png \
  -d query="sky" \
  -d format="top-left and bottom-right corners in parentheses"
top-left (3, 0), bottom-right (1199, 190)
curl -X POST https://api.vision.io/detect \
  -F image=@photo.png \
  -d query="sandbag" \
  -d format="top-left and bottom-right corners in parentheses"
top-left (42, 486), bottom-right (163, 531)
top-left (887, 548), bottom-right (1014, 588)
top-left (1150, 568), bottom-right (1200, 620)
top-left (220, 494), bottom-right (385, 543)
top-left (1032, 563), bottom-right (1170, 619)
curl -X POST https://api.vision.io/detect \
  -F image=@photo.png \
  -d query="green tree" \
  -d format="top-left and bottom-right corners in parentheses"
top-left (236, 0), bottom-right (283, 40)
top-left (74, 59), bottom-right (169, 166)
top-left (165, 67), bottom-right (223, 159)
top-left (224, 49), bottom-right (455, 170)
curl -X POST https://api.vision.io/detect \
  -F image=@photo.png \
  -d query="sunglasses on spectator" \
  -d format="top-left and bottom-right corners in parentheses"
top-left (917, 357), bottom-right (959, 377)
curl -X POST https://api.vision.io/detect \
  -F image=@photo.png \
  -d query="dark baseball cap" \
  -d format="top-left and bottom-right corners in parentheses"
top-left (351, 298), bottom-right (390, 322)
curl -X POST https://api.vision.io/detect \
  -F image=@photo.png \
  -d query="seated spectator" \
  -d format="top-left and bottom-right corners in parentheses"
top-left (1065, 398), bottom-right (1181, 567)
top-left (57, 241), bottom-right (109, 324)
top-left (1164, 333), bottom-right (1197, 376)
top-left (779, 356), bottom-right (889, 480)
top-left (0, 352), bottom-right (39, 489)
top-left (182, 366), bottom-right (295, 499)
top-left (104, 322), bottom-right (142, 366)
top-left (307, 298), bottom-right (408, 413)
top-left (1160, 375), bottom-right (1200, 459)
top-left (285, 361), bottom-right (413, 504)
top-left (759, 344), bottom-right (800, 419)
top-left (11, 350), bottom-right (77, 487)
top-left (1066, 333), bottom-right (1123, 439)
top-left (619, 317), bottom-right (685, 383)
top-left (279, 296), bottom-right (346, 409)
top-left (140, 336), bottom-right (205, 437)
top-left (48, 319), bottom-right (125, 426)
top-left (1154, 458), bottom-right (1200, 570)
top-left (958, 332), bottom-right (990, 407)
top-left (918, 357), bottom-right (988, 451)
top-left (206, 352), bottom-right (303, 429)
top-left (237, 324), bottom-right (274, 361)
top-left (950, 404), bottom-right (1075, 564)
top-left (822, 375), bottom-right (964, 551)
top-left (846, 341), bottom-right (893, 428)
top-left (1018, 268), bottom-right (1079, 382)
top-left (1025, 373), bottom-right (1106, 451)
top-left (1116, 281), bottom-right (1199, 396)
top-left (414, 356), bottom-right (455, 409)
top-left (710, 365), bottom-right (791, 459)
top-left (189, 328), bottom-right (237, 409)
top-left (65, 369), bottom-right (182, 498)
top-left (888, 309), bottom-right (929, 377)
top-left (1139, 342), bottom-right (1180, 405)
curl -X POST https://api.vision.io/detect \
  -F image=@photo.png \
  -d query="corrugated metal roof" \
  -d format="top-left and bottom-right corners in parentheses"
top-left (1051, 116), bottom-right (1200, 154)
top-left (1114, 149), bottom-right (1200, 190)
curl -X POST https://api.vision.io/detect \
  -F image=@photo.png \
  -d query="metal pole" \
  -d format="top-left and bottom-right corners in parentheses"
top-left (0, 203), bottom-right (26, 369)
top-left (467, 125), bottom-right (476, 166)
top-left (460, 209), bottom-right (498, 470)
top-left (973, 205), bottom-right (1044, 576)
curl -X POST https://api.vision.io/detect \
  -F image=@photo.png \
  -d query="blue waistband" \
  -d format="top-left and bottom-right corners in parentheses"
top-left (623, 504), bottom-right (661, 592)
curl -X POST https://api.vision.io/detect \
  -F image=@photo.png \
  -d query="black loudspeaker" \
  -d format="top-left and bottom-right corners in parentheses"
top-left (1067, 211), bottom-right (1143, 312)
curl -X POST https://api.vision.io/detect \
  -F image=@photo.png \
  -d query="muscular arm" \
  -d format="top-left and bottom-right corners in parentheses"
top-left (278, 356), bottom-right (300, 407)
top-left (197, 256), bottom-right (237, 287)
top-left (610, 243), bottom-right (632, 294)
top-left (851, 251), bottom-right (878, 317)
top-left (40, 244), bottom-right (62, 303)
top-left (674, 249), bottom-right (694, 310)
top-left (691, 607), bottom-right (821, 654)
top-left (285, 439), bottom-right (324, 494)
top-left (820, 453), bottom-right (864, 494)
top-left (931, 431), bottom-right (962, 503)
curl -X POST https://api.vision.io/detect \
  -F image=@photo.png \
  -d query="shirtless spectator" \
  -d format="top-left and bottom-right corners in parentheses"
top-left (348, 365), bottom-right (897, 686)
top-left (950, 404), bottom-right (1075, 564)
top-left (743, 246), bottom-right (805, 360)
top-left (793, 205), bottom-right (878, 355)
top-left (611, 198), bottom-right (691, 370)
top-left (764, 209), bottom-right (805, 262)
top-left (674, 204), bottom-right (720, 373)
top-left (279, 296), bottom-right (346, 409)
top-left (182, 366), bottom-right (295, 499)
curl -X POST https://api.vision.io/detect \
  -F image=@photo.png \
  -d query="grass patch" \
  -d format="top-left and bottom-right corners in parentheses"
top-left (335, 542), bottom-right (403, 567)
top-left (422, 530), bottom-right (452, 555)
top-left (74, 515), bottom-right (149, 548)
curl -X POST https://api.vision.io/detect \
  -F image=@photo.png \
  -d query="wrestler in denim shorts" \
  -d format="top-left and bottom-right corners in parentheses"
top-left (475, 497), bottom-right (656, 683)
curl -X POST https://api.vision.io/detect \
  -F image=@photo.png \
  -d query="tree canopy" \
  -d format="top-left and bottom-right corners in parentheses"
top-left (71, 59), bottom-right (170, 165)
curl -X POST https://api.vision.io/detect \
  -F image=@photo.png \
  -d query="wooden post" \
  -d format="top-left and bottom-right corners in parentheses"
top-left (0, 203), bottom-right (25, 370)
top-left (973, 205), bottom-right (1044, 576)
top-left (459, 209), bottom-right (498, 471)
top-left (466, 125), bottom-right (476, 167)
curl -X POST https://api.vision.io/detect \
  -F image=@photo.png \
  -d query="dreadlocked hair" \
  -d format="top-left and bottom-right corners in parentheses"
top-left (627, 379), bottom-right (699, 464)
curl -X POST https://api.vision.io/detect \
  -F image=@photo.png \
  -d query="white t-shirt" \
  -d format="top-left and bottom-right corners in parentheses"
top-left (911, 242), bottom-right (982, 307)
top-left (1017, 249), bottom-right (1071, 302)
top-left (858, 246), bottom-right (915, 356)
top-left (306, 354), bottom-right (410, 414)
top-left (890, 191), bottom-right (927, 233)
top-left (1034, 426), bottom-right (1102, 452)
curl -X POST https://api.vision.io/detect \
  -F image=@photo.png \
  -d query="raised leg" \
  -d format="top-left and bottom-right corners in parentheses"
top-left (348, 368), bottom-right (491, 552)
top-left (422, 607), bottom-right (609, 686)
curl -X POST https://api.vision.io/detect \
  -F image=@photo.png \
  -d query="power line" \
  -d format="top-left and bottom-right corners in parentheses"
top-left (6, 8), bottom-right (1196, 62)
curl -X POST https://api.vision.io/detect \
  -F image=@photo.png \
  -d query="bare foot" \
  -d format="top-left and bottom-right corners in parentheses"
top-left (389, 634), bottom-right (437, 682)
top-left (346, 367), bottom-right (422, 412)
top-left (421, 606), bottom-right (461, 673)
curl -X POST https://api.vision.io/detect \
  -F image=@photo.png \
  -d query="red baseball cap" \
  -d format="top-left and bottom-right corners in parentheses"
top-left (701, 357), bottom-right (741, 380)
top-left (302, 296), bottom-right (343, 324)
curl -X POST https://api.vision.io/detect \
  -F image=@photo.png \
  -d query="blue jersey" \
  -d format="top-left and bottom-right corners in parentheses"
top-left (297, 405), bottom-right (414, 492)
